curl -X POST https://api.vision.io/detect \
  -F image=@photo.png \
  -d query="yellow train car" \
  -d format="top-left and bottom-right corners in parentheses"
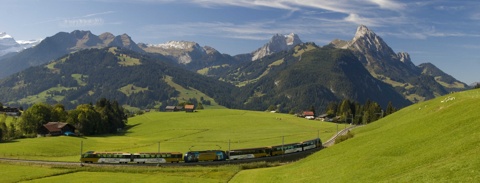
top-left (184, 150), bottom-right (227, 162)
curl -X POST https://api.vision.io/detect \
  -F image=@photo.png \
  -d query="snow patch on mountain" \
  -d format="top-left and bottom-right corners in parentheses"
top-left (251, 33), bottom-right (302, 61)
top-left (144, 41), bottom-right (211, 64)
top-left (150, 41), bottom-right (204, 52)
top-left (0, 32), bottom-right (41, 57)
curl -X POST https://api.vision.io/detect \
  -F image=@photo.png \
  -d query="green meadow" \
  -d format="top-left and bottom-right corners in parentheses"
top-left (0, 109), bottom-right (336, 162)
top-left (3, 89), bottom-right (479, 182)
top-left (231, 89), bottom-right (480, 182)
top-left (0, 109), bottom-right (336, 182)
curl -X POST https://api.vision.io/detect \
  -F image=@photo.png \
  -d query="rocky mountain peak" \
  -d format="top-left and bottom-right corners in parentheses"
top-left (141, 41), bottom-right (210, 64)
top-left (251, 33), bottom-right (303, 61)
top-left (153, 41), bottom-right (203, 52)
top-left (108, 33), bottom-right (143, 53)
top-left (397, 52), bottom-right (417, 70)
top-left (352, 25), bottom-right (375, 42)
top-left (99, 32), bottom-right (115, 44)
top-left (0, 32), bottom-right (40, 57)
top-left (349, 25), bottom-right (395, 56)
top-left (0, 32), bottom-right (18, 47)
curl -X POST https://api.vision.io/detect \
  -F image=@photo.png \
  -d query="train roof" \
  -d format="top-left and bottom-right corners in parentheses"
top-left (185, 150), bottom-right (225, 153)
top-left (227, 147), bottom-right (270, 151)
top-left (134, 152), bottom-right (182, 155)
top-left (90, 152), bottom-right (131, 155)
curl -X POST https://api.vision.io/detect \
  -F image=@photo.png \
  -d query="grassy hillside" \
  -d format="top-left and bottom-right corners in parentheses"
top-left (163, 76), bottom-right (225, 109)
top-left (0, 109), bottom-right (337, 162)
top-left (0, 109), bottom-right (338, 182)
top-left (231, 89), bottom-right (480, 182)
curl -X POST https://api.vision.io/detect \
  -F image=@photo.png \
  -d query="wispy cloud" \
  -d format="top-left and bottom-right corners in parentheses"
top-left (60, 18), bottom-right (105, 27)
top-left (344, 14), bottom-right (380, 26)
top-left (471, 13), bottom-right (480, 20)
top-left (386, 26), bottom-right (480, 40)
top-left (188, 0), bottom-right (405, 12)
top-left (368, 0), bottom-right (405, 10)
top-left (85, 11), bottom-right (115, 17)
top-left (177, 0), bottom-right (408, 31)
top-left (59, 11), bottom-right (115, 27)
top-left (29, 11), bottom-right (115, 27)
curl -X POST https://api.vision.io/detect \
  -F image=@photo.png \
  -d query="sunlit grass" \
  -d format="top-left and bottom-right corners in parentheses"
top-left (163, 75), bottom-right (225, 109)
top-left (0, 109), bottom-right (336, 162)
top-left (231, 89), bottom-right (480, 182)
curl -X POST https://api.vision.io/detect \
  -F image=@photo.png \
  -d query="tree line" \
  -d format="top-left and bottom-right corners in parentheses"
top-left (323, 99), bottom-right (396, 124)
top-left (0, 98), bottom-right (127, 141)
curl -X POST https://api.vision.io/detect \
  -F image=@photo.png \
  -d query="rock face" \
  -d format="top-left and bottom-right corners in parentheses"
top-left (330, 25), bottom-right (468, 102)
top-left (0, 30), bottom-right (143, 78)
top-left (251, 33), bottom-right (303, 61)
top-left (141, 41), bottom-right (208, 64)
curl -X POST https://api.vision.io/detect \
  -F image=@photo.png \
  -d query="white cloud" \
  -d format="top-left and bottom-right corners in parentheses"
top-left (85, 11), bottom-right (115, 17)
top-left (471, 13), bottom-right (480, 20)
top-left (60, 18), bottom-right (105, 27)
top-left (188, 0), bottom-right (406, 14)
top-left (344, 13), bottom-right (380, 26)
top-left (368, 0), bottom-right (405, 10)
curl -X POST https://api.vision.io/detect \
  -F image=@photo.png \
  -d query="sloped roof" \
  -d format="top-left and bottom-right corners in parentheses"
top-left (43, 122), bottom-right (71, 132)
top-left (303, 111), bottom-right (315, 116)
top-left (165, 106), bottom-right (177, 110)
top-left (184, 105), bottom-right (195, 110)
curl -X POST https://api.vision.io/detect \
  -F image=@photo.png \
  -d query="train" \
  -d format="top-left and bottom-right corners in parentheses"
top-left (80, 138), bottom-right (321, 164)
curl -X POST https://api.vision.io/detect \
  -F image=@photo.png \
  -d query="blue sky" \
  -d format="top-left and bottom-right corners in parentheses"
top-left (1, 0), bottom-right (479, 84)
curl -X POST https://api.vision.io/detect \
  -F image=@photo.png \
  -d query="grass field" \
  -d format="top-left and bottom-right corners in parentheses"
top-left (2, 90), bottom-right (479, 182)
top-left (230, 89), bottom-right (480, 182)
top-left (163, 76), bottom-right (226, 109)
top-left (0, 109), bottom-right (337, 162)
top-left (0, 109), bottom-right (337, 182)
top-left (0, 161), bottom-right (240, 183)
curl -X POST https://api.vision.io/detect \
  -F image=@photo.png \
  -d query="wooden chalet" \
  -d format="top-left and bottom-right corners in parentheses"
top-left (184, 105), bottom-right (195, 112)
top-left (165, 105), bottom-right (186, 112)
top-left (38, 122), bottom-right (76, 136)
top-left (316, 113), bottom-right (329, 121)
top-left (303, 111), bottom-right (315, 120)
top-left (165, 106), bottom-right (177, 112)
top-left (0, 107), bottom-right (21, 116)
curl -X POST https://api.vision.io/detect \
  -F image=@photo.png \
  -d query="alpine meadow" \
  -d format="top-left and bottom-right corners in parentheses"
top-left (1, 1), bottom-right (479, 182)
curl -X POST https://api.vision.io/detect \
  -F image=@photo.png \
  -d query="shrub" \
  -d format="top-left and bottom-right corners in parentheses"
top-left (335, 130), bottom-right (354, 144)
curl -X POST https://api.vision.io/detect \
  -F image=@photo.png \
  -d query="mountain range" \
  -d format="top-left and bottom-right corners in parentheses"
top-left (0, 25), bottom-right (470, 113)
top-left (330, 25), bottom-right (468, 102)
top-left (0, 32), bottom-right (40, 58)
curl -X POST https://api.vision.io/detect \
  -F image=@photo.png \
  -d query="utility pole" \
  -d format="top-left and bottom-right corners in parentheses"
top-left (80, 141), bottom-right (83, 166)
top-left (158, 141), bottom-right (160, 153)
top-left (228, 139), bottom-right (231, 160)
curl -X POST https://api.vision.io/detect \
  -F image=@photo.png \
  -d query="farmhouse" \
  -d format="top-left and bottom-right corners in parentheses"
top-left (38, 122), bottom-right (76, 136)
top-left (165, 106), bottom-right (178, 112)
top-left (303, 111), bottom-right (315, 120)
top-left (316, 113), bottom-right (329, 121)
top-left (0, 107), bottom-right (21, 116)
top-left (185, 105), bottom-right (195, 112)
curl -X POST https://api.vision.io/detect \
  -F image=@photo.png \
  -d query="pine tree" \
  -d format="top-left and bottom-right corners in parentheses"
top-left (385, 101), bottom-right (396, 116)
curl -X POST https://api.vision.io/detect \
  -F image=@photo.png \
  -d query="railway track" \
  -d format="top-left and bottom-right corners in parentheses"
top-left (0, 125), bottom-right (361, 167)
top-left (0, 147), bottom-right (322, 167)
